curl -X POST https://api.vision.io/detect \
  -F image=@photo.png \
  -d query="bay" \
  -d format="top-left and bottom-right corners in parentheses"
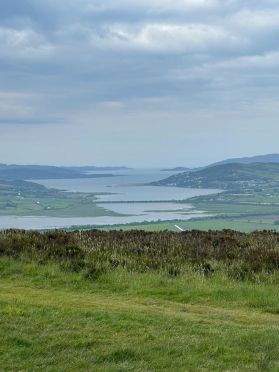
top-left (0, 169), bottom-right (219, 229)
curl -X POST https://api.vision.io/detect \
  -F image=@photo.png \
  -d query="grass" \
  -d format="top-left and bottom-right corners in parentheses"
top-left (1, 229), bottom-right (279, 370)
top-left (173, 217), bottom-right (279, 232)
top-left (1, 258), bottom-right (279, 371)
top-left (103, 216), bottom-right (279, 232)
top-left (192, 200), bottom-right (279, 216)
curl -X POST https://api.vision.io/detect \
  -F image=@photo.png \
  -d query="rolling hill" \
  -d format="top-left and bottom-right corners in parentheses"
top-left (152, 162), bottom-right (279, 191)
top-left (160, 154), bottom-right (279, 173)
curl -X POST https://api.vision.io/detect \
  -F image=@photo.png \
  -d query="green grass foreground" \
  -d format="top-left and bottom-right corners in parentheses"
top-left (1, 229), bottom-right (279, 371)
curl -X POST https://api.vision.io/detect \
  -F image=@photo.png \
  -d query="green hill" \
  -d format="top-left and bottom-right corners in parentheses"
top-left (152, 162), bottom-right (279, 191)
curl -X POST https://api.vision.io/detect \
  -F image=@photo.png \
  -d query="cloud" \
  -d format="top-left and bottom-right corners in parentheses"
top-left (0, 1), bottom-right (279, 124)
top-left (90, 22), bottom-right (245, 54)
top-left (85, 0), bottom-right (217, 13)
top-left (0, 91), bottom-right (34, 116)
top-left (0, 27), bottom-right (54, 59)
top-left (231, 9), bottom-right (279, 30)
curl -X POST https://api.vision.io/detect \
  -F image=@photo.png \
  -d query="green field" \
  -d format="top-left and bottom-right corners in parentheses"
top-left (0, 194), bottom-right (120, 218)
top-left (176, 217), bottom-right (279, 232)
top-left (1, 259), bottom-right (279, 371)
top-left (104, 217), bottom-right (279, 232)
top-left (0, 180), bottom-right (119, 218)
top-left (1, 229), bottom-right (279, 370)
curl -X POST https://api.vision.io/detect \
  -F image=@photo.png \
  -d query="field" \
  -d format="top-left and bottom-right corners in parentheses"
top-left (0, 194), bottom-right (119, 218)
top-left (104, 216), bottom-right (279, 232)
top-left (0, 180), bottom-right (118, 218)
top-left (1, 259), bottom-right (279, 371)
top-left (1, 229), bottom-right (279, 370)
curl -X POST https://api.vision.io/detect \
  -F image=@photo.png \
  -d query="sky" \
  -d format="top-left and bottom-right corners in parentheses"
top-left (0, 0), bottom-right (279, 167)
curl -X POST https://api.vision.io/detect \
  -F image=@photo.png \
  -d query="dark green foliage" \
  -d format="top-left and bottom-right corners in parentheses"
top-left (0, 229), bottom-right (279, 280)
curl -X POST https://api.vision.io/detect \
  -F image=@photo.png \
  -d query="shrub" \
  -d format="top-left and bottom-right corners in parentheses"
top-left (0, 229), bottom-right (279, 280)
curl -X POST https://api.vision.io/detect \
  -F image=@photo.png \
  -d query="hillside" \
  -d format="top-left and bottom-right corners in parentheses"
top-left (152, 162), bottom-right (279, 191)
top-left (210, 153), bottom-right (279, 166)
top-left (0, 179), bottom-right (56, 197)
top-left (159, 154), bottom-right (279, 174)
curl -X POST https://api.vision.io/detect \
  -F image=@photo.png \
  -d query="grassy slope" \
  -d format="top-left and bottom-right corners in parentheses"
top-left (1, 258), bottom-right (279, 371)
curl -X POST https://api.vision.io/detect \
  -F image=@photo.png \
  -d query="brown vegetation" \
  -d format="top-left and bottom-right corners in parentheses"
top-left (0, 229), bottom-right (279, 280)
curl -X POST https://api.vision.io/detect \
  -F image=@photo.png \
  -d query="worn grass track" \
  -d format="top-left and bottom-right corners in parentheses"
top-left (1, 282), bottom-right (279, 328)
top-left (1, 259), bottom-right (279, 371)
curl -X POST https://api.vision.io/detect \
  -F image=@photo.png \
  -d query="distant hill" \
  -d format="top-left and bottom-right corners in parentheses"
top-left (161, 167), bottom-right (190, 172)
top-left (209, 154), bottom-right (279, 167)
top-left (0, 179), bottom-right (57, 197)
top-left (151, 162), bottom-right (279, 191)
top-left (66, 166), bottom-right (130, 172)
top-left (160, 154), bottom-right (279, 173)
top-left (0, 164), bottom-right (115, 180)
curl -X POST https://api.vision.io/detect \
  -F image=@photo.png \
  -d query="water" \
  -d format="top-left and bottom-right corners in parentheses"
top-left (35, 169), bottom-right (218, 202)
top-left (0, 169), bottom-right (219, 229)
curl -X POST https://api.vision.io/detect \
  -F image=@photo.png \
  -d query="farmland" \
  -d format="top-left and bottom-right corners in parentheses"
top-left (0, 180), bottom-right (118, 218)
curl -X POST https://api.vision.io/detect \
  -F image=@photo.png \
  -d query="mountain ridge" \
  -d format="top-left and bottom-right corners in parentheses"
top-left (0, 164), bottom-right (118, 180)
top-left (208, 153), bottom-right (279, 167)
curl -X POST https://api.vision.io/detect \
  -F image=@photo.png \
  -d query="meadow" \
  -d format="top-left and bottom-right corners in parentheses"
top-left (1, 229), bottom-right (279, 370)
top-left (104, 217), bottom-right (279, 233)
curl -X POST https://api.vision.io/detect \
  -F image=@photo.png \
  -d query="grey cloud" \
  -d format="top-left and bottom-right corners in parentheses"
top-left (1, 0), bottom-right (279, 165)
